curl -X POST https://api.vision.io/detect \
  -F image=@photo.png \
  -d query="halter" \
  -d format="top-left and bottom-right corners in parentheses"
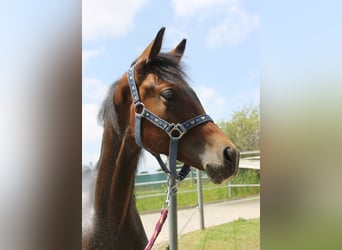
top-left (127, 65), bottom-right (213, 181)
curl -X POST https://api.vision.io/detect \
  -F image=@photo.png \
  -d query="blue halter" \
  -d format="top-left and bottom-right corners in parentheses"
top-left (127, 65), bottom-right (213, 181)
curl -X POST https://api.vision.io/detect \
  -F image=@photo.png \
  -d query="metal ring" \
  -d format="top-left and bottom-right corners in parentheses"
top-left (167, 124), bottom-right (186, 139)
top-left (134, 102), bottom-right (145, 115)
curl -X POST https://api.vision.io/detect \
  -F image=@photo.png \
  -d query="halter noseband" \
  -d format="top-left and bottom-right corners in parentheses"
top-left (127, 65), bottom-right (213, 181)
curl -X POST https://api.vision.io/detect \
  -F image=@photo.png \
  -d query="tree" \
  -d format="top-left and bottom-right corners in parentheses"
top-left (218, 105), bottom-right (260, 151)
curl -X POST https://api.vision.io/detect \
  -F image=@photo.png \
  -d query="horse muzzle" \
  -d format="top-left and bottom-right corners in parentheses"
top-left (204, 146), bottom-right (239, 184)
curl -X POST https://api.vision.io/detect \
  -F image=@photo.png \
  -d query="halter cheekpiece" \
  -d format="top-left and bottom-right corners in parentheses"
top-left (127, 65), bottom-right (213, 181)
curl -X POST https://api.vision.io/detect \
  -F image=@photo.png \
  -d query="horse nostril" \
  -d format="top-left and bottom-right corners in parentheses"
top-left (224, 147), bottom-right (236, 164)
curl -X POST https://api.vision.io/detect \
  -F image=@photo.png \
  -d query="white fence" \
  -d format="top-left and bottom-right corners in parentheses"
top-left (135, 151), bottom-right (260, 199)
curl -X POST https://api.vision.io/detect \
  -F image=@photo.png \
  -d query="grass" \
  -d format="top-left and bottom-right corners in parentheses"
top-left (157, 218), bottom-right (260, 250)
top-left (136, 168), bottom-right (260, 212)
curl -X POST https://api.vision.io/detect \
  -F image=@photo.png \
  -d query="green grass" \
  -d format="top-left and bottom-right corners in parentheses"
top-left (157, 218), bottom-right (260, 250)
top-left (136, 169), bottom-right (260, 212)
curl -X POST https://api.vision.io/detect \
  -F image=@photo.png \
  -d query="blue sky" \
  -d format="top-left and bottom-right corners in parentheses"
top-left (82, 0), bottom-right (260, 171)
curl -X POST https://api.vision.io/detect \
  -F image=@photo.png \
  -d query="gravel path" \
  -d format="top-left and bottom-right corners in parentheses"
top-left (140, 195), bottom-right (260, 247)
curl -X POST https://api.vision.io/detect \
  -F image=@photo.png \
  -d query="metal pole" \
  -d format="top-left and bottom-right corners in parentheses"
top-left (168, 176), bottom-right (178, 249)
top-left (196, 169), bottom-right (205, 230)
top-left (228, 181), bottom-right (232, 198)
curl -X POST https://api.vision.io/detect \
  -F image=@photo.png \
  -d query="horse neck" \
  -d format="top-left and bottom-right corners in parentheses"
top-left (94, 124), bottom-right (140, 222)
top-left (108, 131), bottom-right (140, 223)
top-left (89, 79), bottom-right (148, 249)
top-left (83, 77), bottom-right (147, 250)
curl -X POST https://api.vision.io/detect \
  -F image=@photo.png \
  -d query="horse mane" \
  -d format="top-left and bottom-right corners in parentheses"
top-left (97, 82), bottom-right (120, 133)
top-left (97, 53), bottom-right (188, 135)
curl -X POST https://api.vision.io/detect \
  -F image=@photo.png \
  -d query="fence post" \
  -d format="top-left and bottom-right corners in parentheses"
top-left (228, 181), bottom-right (232, 198)
top-left (196, 169), bottom-right (205, 230)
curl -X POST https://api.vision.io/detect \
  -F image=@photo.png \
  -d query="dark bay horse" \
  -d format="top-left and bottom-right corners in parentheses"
top-left (82, 27), bottom-right (239, 249)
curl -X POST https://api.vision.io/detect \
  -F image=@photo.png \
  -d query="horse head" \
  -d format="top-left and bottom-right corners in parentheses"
top-left (124, 27), bottom-right (239, 184)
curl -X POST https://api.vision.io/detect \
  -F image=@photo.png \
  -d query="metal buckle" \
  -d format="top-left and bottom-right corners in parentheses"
top-left (167, 123), bottom-right (186, 139)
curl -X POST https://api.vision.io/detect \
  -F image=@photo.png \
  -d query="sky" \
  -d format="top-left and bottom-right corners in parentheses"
top-left (82, 0), bottom-right (260, 172)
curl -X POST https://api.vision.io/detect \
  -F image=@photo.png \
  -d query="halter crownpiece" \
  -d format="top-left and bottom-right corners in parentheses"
top-left (128, 65), bottom-right (213, 181)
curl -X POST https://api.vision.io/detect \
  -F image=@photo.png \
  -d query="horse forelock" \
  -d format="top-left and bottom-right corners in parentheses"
top-left (134, 53), bottom-right (188, 86)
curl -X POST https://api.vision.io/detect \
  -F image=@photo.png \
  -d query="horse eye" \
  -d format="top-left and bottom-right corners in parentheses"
top-left (160, 89), bottom-right (175, 101)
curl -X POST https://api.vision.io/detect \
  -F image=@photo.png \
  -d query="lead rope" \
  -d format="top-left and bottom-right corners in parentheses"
top-left (144, 178), bottom-right (177, 250)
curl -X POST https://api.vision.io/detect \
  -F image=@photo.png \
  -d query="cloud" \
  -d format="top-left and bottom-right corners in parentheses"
top-left (82, 49), bottom-right (101, 65)
top-left (195, 84), bottom-right (260, 121)
top-left (194, 85), bottom-right (227, 121)
top-left (205, 5), bottom-right (259, 48)
top-left (83, 0), bottom-right (147, 40)
top-left (164, 27), bottom-right (189, 48)
top-left (171, 0), bottom-right (236, 18)
top-left (171, 0), bottom-right (259, 48)
top-left (233, 87), bottom-right (260, 107)
top-left (82, 152), bottom-right (100, 167)
top-left (82, 103), bottom-right (102, 143)
top-left (82, 102), bottom-right (102, 165)
top-left (83, 78), bottom-right (108, 102)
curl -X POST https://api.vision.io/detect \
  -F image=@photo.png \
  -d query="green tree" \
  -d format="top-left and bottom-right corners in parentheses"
top-left (218, 105), bottom-right (260, 151)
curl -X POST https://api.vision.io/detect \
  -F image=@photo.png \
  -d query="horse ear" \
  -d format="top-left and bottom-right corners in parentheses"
top-left (168, 39), bottom-right (186, 64)
top-left (136, 27), bottom-right (165, 65)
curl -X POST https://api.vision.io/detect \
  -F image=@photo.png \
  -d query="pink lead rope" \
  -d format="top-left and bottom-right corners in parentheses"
top-left (144, 208), bottom-right (168, 250)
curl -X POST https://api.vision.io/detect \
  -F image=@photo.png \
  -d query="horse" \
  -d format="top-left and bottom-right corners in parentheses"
top-left (82, 27), bottom-right (239, 250)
